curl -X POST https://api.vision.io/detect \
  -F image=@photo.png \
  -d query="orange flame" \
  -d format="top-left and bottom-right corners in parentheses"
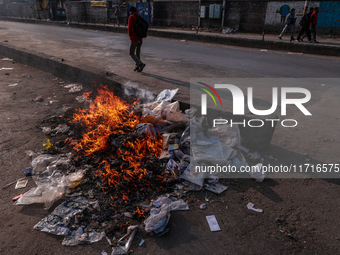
top-left (67, 86), bottom-right (163, 205)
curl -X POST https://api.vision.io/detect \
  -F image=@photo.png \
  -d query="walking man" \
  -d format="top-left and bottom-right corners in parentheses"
top-left (278, 8), bottom-right (297, 42)
top-left (128, 6), bottom-right (145, 72)
top-left (311, 7), bottom-right (319, 43)
top-left (297, 7), bottom-right (314, 42)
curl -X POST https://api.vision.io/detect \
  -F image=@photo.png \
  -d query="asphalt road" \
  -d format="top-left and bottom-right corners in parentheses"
top-left (1, 21), bottom-right (340, 91)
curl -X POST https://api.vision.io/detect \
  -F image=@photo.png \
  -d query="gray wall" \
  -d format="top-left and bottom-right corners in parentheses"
top-left (0, 0), bottom-right (339, 34)
top-left (152, 0), bottom-right (268, 31)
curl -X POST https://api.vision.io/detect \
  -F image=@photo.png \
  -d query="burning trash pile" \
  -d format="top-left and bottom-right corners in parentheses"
top-left (11, 85), bottom-right (265, 253)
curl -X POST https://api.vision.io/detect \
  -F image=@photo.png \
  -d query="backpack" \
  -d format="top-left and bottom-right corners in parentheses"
top-left (134, 14), bottom-right (149, 38)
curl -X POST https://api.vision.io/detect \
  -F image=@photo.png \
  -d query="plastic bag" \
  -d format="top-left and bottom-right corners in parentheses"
top-left (192, 138), bottom-right (235, 165)
top-left (16, 154), bottom-right (84, 209)
top-left (250, 163), bottom-right (266, 182)
top-left (144, 196), bottom-right (189, 233)
top-left (180, 163), bottom-right (205, 187)
top-left (162, 101), bottom-right (189, 122)
top-left (62, 226), bottom-right (105, 246)
top-left (152, 101), bottom-right (170, 117)
top-left (155, 88), bottom-right (178, 102)
top-left (34, 197), bottom-right (89, 236)
top-left (15, 171), bottom-right (68, 209)
top-left (144, 205), bottom-right (171, 234)
top-left (210, 124), bottom-right (241, 147)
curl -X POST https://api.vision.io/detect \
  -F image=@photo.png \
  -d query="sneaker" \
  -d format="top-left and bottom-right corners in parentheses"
top-left (278, 36), bottom-right (282, 40)
top-left (137, 63), bottom-right (146, 72)
top-left (313, 40), bottom-right (319, 43)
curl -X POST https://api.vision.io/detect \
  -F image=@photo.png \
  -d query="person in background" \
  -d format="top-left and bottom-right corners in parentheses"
top-left (128, 6), bottom-right (145, 72)
top-left (278, 9), bottom-right (297, 42)
top-left (311, 7), bottom-right (319, 43)
top-left (297, 7), bottom-right (314, 42)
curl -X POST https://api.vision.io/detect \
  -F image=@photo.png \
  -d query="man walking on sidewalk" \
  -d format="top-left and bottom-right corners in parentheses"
top-left (297, 7), bottom-right (314, 42)
top-left (311, 7), bottom-right (319, 43)
top-left (128, 6), bottom-right (145, 72)
top-left (278, 9), bottom-right (297, 42)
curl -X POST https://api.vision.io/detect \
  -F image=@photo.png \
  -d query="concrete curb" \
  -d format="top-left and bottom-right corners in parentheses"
top-left (1, 17), bottom-right (340, 57)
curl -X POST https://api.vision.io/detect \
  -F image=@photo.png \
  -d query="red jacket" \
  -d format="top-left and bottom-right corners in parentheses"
top-left (311, 11), bottom-right (318, 26)
top-left (128, 12), bottom-right (142, 41)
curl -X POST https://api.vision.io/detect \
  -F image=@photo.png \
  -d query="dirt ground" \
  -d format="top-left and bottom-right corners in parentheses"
top-left (0, 57), bottom-right (339, 255)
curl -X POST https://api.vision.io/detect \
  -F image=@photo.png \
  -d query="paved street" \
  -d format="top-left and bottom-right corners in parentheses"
top-left (1, 21), bottom-right (340, 93)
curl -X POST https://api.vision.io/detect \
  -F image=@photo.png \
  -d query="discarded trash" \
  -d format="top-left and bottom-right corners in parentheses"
top-left (192, 138), bottom-right (235, 165)
top-left (24, 166), bottom-right (33, 176)
top-left (155, 88), bottom-right (178, 102)
top-left (123, 212), bottom-right (133, 218)
top-left (34, 197), bottom-right (89, 235)
top-left (200, 204), bottom-right (207, 210)
top-left (206, 215), bottom-right (221, 232)
top-left (67, 169), bottom-right (86, 189)
top-left (248, 152), bottom-right (261, 160)
top-left (15, 179), bottom-right (28, 189)
top-left (43, 139), bottom-right (53, 150)
top-left (207, 175), bottom-right (219, 184)
top-left (144, 196), bottom-right (189, 234)
top-left (1, 57), bottom-right (13, 61)
top-left (222, 27), bottom-right (234, 34)
top-left (8, 83), bottom-right (19, 87)
top-left (237, 145), bottom-right (249, 154)
top-left (42, 127), bottom-right (52, 134)
top-left (112, 225), bottom-right (138, 255)
top-left (54, 124), bottom-right (70, 134)
top-left (139, 239), bottom-right (145, 247)
top-left (2, 177), bottom-right (25, 189)
top-left (64, 83), bottom-right (83, 93)
top-left (162, 101), bottom-right (189, 122)
top-left (0, 67), bottom-right (13, 70)
top-left (75, 95), bottom-right (91, 103)
top-left (180, 164), bottom-right (205, 188)
top-left (169, 144), bottom-right (179, 151)
top-left (15, 154), bottom-right (76, 209)
top-left (250, 163), bottom-right (266, 182)
top-left (205, 183), bottom-right (228, 194)
top-left (12, 194), bottom-right (23, 201)
top-left (210, 124), bottom-right (241, 148)
top-left (247, 202), bottom-right (263, 213)
top-left (166, 159), bottom-right (180, 179)
top-left (62, 226), bottom-right (105, 246)
top-left (135, 123), bottom-right (158, 139)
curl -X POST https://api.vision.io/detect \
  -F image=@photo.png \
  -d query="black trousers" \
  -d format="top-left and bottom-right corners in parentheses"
top-left (129, 40), bottom-right (143, 65)
top-left (297, 25), bottom-right (311, 41)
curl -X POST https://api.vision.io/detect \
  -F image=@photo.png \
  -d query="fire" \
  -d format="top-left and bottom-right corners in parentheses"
top-left (67, 86), bottom-right (164, 207)
top-left (68, 87), bottom-right (140, 155)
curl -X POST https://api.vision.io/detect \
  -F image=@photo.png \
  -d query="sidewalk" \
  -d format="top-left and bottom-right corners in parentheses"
top-left (1, 17), bottom-right (340, 56)
top-left (154, 27), bottom-right (340, 47)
